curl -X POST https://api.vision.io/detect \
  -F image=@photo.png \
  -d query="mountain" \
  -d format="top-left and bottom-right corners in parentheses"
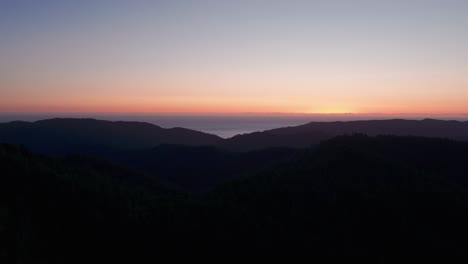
top-left (219, 119), bottom-right (468, 151)
top-left (3, 135), bottom-right (468, 260)
top-left (3, 118), bottom-right (468, 154)
top-left (3, 117), bottom-right (468, 191)
top-left (206, 135), bottom-right (468, 257)
top-left (0, 118), bottom-right (222, 153)
top-left (44, 144), bottom-right (297, 192)
top-left (0, 118), bottom-right (298, 191)
top-left (114, 145), bottom-right (297, 191)
top-left (0, 143), bottom-right (188, 263)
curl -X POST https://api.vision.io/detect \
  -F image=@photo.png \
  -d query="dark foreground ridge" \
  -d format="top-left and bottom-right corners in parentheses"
top-left (2, 135), bottom-right (468, 261)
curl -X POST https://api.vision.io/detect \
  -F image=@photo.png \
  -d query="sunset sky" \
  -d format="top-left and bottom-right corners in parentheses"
top-left (1, 0), bottom-right (468, 114)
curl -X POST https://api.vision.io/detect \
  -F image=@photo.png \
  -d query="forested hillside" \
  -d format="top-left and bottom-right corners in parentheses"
top-left (2, 135), bottom-right (468, 261)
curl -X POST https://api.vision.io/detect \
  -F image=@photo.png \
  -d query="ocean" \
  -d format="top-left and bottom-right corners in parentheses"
top-left (1, 113), bottom-right (467, 138)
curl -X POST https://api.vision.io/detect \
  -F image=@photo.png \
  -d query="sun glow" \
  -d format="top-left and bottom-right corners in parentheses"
top-left (310, 106), bottom-right (355, 115)
top-left (1, 1), bottom-right (468, 115)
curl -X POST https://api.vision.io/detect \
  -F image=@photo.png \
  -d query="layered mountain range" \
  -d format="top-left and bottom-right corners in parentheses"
top-left (2, 118), bottom-right (468, 152)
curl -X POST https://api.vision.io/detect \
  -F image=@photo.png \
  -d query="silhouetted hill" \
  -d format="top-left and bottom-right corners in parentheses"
top-left (0, 118), bottom-right (222, 153)
top-left (4, 135), bottom-right (468, 260)
top-left (219, 130), bottom-right (329, 151)
top-left (206, 135), bottom-right (468, 257)
top-left (219, 119), bottom-right (468, 151)
top-left (0, 143), bottom-right (190, 262)
top-left (84, 144), bottom-right (297, 192)
top-left (3, 118), bottom-right (468, 154)
top-left (0, 118), bottom-right (298, 192)
top-left (119, 145), bottom-right (297, 191)
top-left (3, 118), bottom-right (468, 192)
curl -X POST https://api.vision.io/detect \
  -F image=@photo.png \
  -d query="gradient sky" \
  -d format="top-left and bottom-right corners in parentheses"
top-left (1, 0), bottom-right (468, 114)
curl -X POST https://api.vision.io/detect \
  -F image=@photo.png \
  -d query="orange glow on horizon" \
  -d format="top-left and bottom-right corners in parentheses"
top-left (2, 82), bottom-right (468, 116)
top-left (2, 1), bottom-right (468, 119)
top-left (1, 101), bottom-right (468, 115)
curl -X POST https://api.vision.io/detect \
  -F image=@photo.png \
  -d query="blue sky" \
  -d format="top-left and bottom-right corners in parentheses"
top-left (1, 0), bottom-right (468, 113)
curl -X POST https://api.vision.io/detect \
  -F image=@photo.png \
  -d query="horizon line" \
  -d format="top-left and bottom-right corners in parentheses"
top-left (1, 111), bottom-right (468, 116)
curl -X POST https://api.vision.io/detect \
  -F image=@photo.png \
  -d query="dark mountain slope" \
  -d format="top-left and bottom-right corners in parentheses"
top-left (220, 119), bottom-right (468, 151)
top-left (0, 118), bottom-right (222, 153)
top-left (21, 143), bottom-right (298, 192)
top-left (0, 118), bottom-right (298, 192)
top-left (4, 132), bottom-right (468, 259)
top-left (0, 144), bottom-right (190, 263)
top-left (219, 129), bottom-right (329, 151)
top-left (205, 135), bottom-right (468, 258)
top-left (3, 118), bottom-right (468, 153)
top-left (121, 145), bottom-right (297, 191)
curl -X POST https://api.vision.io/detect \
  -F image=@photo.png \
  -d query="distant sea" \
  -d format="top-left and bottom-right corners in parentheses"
top-left (1, 113), bottom-right (467, 138)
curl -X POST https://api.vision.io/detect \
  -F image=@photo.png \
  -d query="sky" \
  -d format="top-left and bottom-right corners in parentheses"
top-left (1, 0), bottom-right (468, 114)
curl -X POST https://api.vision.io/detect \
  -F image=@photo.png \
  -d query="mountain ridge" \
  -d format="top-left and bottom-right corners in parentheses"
top-left (220, 118), bottom-right (468, 151)
top-left (4, 135), bottom-right (468, 260)
top-left (2, 117), bottom-right (468, 153)
top-left (0, 118), bottom-right (222, 153)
